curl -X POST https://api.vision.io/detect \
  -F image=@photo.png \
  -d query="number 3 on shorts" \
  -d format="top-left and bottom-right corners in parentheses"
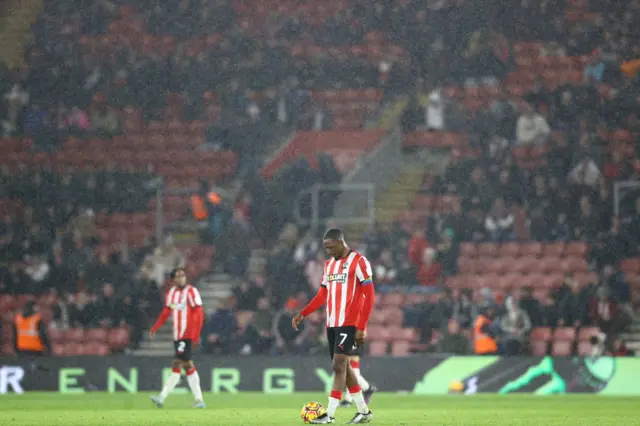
top-left (339, 333), bottom-right (348, 345)
top-left (177, 341), bottom-right (186, 353)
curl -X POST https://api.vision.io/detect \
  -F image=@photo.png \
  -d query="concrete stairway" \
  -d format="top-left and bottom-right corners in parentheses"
top-left (376, 149), bottom-right (450, 220)
top-left (0, 0), bottom-right (42, 68)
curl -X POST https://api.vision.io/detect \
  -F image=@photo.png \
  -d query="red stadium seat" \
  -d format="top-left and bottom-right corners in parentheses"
top-left (520, 242), bottom-right (543, 257)
top-left (460, 243), bottom-right (477, 258)
top-left (566, 242), bottom-right (588, 256)
top-left (48, 327), bottom-right (64, 343)
top-left (107, 327), bottom-right (130, 349)
top-left (380, 293), bottom-right (404, 307)
top-left (383, 308), bottom-right (404, 327)
top-left (551, 340), bottom-right (573, 356)
top-left (368, 341), bottom-right (388, 355)
top-left (576, 341), bottom-right (592, 356)
top-left (530, 327), bottom-right (552, 341)
top-left (530, 340), bottom-right (549, 356)
top-left (477, 243), bottom-right (499, 257)
top-left (499, 243), bottom-right (522, 257)
top-left (553, 327), bottom-right (576, 341)
top-left (390, 341), bottom-right (411, 356)
top-left (65, 328), bottom-right (85, 343)
top-left (543, 242), bottom-right (566, 257)
top-left (366, 325), bottom-right (390, 342)
top-left (86, 328), bottom-right (109, 342)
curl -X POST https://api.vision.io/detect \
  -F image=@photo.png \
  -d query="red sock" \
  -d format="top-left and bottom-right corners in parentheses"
top-left (171, 368), bottom-right (181, 374)
top-left (186, 368), bottom-right (196, 376)
top-left (350, 360), bottom-right (359, 369)
top-left (330, 390), bottom-right (342, 400)
top-left (348, 385), bottom-right (361, 394)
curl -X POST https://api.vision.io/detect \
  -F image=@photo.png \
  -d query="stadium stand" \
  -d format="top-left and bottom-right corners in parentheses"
top-left (1, 0), bottom-right (638, 358)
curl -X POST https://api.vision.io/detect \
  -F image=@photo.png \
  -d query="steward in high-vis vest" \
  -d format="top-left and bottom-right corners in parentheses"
top-left (13, 301), bottom-right (50, 356)
top-left (473, 308), bottom-right (498, 355)
top-left (191, 180), bottom-right (222, 221)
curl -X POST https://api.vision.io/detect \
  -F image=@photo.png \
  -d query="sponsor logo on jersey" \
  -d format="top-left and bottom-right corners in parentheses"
top-left (327, 273), bottom-right (347, 283)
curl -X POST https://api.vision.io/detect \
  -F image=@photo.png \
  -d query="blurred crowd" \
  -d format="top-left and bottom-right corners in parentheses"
top-left (1, 0), bottom-right (639, 356)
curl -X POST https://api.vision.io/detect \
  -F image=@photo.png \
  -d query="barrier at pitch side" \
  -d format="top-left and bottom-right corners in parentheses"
top-left (0, 355), bottom-right (637, 395)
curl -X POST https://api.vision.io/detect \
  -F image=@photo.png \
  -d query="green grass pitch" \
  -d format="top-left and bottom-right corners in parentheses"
top-left (0, 393), bottom-right (638, 425)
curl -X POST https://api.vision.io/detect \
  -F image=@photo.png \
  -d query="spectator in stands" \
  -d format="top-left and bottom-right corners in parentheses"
top-left (94, 283), bottom-right (122, 327)
top-left (584, 49), bottom-right (606, 83)
top-left (589, 286), bottom-right (622, 338)
top-left (251, 297), bottom-right (275, 354)
top-left (302, 101), bottom-right (332, 131)
top-left (235, 311), bottom-right (261, 355)
top-left (68, 292), bottom-right (96, 328)
top-left (452, 288), bottom-right (477, 329)
top-left (515, 103), bottom-right (550, 145)
top-left (24, 254), bottom-right (50, 293)
top-left (436, 229), bottom-right (458, 276)
top-left (233, 279), bottom-right (263, 311)
top-left (1, 82), bottom-right (28, 137)
top-left (568, 157), bottom-right (603, 188)
top-left (373, 249), bottom-right (399, 286)
top-left (203, 297), bottom-right (238, 355)
top-left (85, 251), bottom-right (114, 293)
top-left (499, 296), bottom-right (531, 355)
top-left (221, 209), bottom-right (252, 279)
top-left (484, 198), bottom-right (515, 241)
top-left (408, 230), bottom-right (429, 267)
top-left (557, 273), bottom-right (591, 327)
top-left (273, 297), bottom-right (309, 354)
top-left (541, 289), bottom-right (562, 328)
top-left (304, 251), bottom-right (326, 291)
top-left (417, 247), bottom-right (442, 287)
top-left (435, 319), bottom-right (470, 354)
top-left (146, 236), bottom-right (185, 285)
top-left (91, 105), bottom-right (121, 137)
top-left (519, 286), bottom-right (544, 327)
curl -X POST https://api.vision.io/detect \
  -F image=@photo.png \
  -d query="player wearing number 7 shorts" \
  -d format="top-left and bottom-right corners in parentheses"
top-left (292, 229), bottom-right (375, 424)
top-left (149, 268), bottom-right (205, 408)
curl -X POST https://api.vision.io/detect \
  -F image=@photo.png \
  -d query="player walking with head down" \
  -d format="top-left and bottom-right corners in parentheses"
top-left (149, 268), bottom-right (206, 408)
top-left (292, 229), bottom-right (375, 424)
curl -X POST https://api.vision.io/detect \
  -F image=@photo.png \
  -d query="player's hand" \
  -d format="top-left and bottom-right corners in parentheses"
top-left (355, 329), bottom-right (366, 347)
top-left (292, 313), bottom-right (304, 331)
top-left (148, 330), bottom-right (155, 340)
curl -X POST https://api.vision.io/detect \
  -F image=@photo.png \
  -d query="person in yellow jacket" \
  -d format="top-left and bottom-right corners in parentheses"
top-left (473, 308), bottom-right (498, 355)
top-left (13, 301), bottom-right (50, 356)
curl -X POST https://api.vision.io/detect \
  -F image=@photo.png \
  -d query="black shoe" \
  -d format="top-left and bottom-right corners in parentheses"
top-left (339, 399), bottom-right (353, 408)
top-left (363, 385), bottom-right (377, 404)
top-left (346, 411), bottom-right (373, 424)
top-left (310, 413), bottom-right (335, 424)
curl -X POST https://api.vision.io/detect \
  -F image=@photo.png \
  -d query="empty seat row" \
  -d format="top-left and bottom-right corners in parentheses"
top-left (460, 242), bottom-right (588, 258)
top-left (458, 256), bottom-right (589, 274)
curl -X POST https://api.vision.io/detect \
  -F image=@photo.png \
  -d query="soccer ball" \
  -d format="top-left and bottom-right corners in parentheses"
top-left (301, 401), bottom-right (325, 423)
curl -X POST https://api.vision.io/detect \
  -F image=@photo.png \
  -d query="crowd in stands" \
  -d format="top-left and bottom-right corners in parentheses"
top-left (2, 0), bottom-right (639, 357)
top-left (203, 0), bottom-right (639, 356)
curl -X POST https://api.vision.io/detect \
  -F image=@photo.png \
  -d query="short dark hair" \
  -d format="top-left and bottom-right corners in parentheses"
top-left (323, 228), bottom-right (344, 241)
top-left (170, 267), bottom-right (185, 279)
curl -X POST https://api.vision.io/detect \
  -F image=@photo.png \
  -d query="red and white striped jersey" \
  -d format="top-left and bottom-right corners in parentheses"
top-left (165, 284), bottom-right (203, 341)
top-left (321, 251), bottom-right (374, 328)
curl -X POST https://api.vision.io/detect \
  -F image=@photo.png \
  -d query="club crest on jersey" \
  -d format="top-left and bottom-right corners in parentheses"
top-left (327, 273), bottom-right (347, 283)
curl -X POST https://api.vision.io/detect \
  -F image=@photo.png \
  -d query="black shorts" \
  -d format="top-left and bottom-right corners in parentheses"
top-left (327, 326), bottom-right (357, 359)
top-left (173, 339), bottom-right (193, 361)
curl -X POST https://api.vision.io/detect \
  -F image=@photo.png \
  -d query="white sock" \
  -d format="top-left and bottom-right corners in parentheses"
top-left (353, 368), bottom-right (370, 392)
top-left (187, 370), bottom-right (204, 402)
top-left (327, 396), bottom-right (340, 418)
top-left (350, 390), bottom-right (369, 414)
top-left (159, 372), bottom-right (181, 402)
